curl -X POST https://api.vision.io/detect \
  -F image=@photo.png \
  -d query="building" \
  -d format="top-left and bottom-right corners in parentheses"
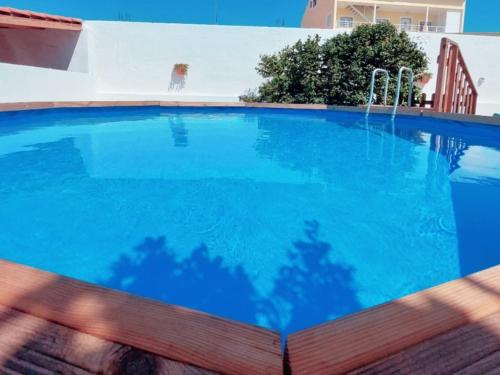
top-left (302, 0), bottom-right (466, 33)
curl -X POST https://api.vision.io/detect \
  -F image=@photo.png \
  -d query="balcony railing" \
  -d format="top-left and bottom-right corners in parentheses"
top-left (337, 21), bottom-right (445, 33)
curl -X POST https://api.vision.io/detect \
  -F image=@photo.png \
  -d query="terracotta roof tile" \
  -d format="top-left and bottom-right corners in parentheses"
top-left (0, 7), bottom-right (82, 26)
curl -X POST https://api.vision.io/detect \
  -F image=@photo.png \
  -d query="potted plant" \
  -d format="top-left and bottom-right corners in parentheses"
top-left (417, 72), bottom-right (433, 85)
top-left (174, 63), bottom-right (189, 76)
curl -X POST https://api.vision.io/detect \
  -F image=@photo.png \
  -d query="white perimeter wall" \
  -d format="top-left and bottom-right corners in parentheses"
top-left (0, 21), bottom-right (499, 115)
top-left (0, 26), bottom-right (95, 103)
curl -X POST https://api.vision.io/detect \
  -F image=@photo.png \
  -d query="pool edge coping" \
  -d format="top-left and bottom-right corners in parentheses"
top-left (0, 260), bottom-right (498, 374)
top-left (286, 264), bottom-right (500, 374)
top-left (0, 259), bottom-right (283, 375)
top-left (0, 101), bottom-right (499, 127)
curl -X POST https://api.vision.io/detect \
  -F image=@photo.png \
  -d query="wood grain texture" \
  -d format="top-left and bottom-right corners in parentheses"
top-left (0, 260), bottom-right (282, 375)
top-left (0, 304), bottom-right (217, 374)
top-left (348, 313), bottom-right (500, 375)
top-left (286, 265), bottom-right (500, 375)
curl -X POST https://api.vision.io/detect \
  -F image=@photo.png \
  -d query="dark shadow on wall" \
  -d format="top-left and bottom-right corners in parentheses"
top-left (103, 221), bottom-right (362, 338)
top-left (0, 225), bottom-right (497, 372)
top-left (255, 113), bottom-right (500, 284)
top-left (0, 257), bottom-right (498, 373)
top-left (103, 236), bottom-right (260, 324)
top-left (426, 133), bottom-right (500, 277)
top-left (262, 220), bottom-right (362, 337)
top-left (450, 178), bottom-right (500, 277)
top-left (0, 28), bottom-right (83, 71)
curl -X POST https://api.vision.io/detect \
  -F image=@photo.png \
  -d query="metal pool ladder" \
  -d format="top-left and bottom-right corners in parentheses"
top-left (365, 67), bottom-right (415, 118)
top-left (365, 68), bottom-right (390, 117)
top-left (392, 67), bottom-right (414, 118)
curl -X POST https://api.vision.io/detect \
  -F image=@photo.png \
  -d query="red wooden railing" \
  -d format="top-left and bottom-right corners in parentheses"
top-left (433, 38), bottom-right (478, 115)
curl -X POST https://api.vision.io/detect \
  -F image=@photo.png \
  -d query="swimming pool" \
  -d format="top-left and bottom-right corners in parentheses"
top-left (1, 106), bottom-right (499, 337)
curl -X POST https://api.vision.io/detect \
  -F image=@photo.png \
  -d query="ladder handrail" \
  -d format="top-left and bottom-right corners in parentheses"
top-left (433, 38), bottom-right (478, 115)
top-left (365, 68), bottom-right (390, 117)
top-left (392, 67), bottom-right (414, 118)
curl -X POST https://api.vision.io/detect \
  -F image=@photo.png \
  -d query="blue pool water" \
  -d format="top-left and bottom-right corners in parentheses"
top-left (0, 107), bottom-right (499, 336)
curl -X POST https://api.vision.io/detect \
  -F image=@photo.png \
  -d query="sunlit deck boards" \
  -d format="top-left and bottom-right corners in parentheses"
top-left (348, 312), bottom-right (500, 374)
top-left (286, 265), bottom-right (500, 375)
top-left (0, 304), bottom-right (216, 374)
top-left (0, 264), bottom-right (498, 374)
top-left (0, 260), bottom-right (282, 375)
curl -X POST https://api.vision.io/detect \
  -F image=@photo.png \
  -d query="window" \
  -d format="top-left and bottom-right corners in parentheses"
top-left (376, 18), bottom-right (389, 24)
top-left (310, 0), bottom-right (317, 8)
top-left (339, 16), bottom-right (353, 28)
top-left (400, 17), bottom-right (412, 31)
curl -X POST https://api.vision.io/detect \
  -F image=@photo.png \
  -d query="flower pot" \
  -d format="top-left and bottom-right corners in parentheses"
top-left (174, 64), bottom-right (189, 76)
top-left (418, 74), bottom-right (432, 85)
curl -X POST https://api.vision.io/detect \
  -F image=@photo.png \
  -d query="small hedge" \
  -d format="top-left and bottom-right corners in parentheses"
top-left (247, 23), bottom-right (428, 106)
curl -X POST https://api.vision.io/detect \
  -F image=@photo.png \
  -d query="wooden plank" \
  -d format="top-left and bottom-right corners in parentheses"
top-left (0, 101), bottom-right (499, 127)
top-left (0, 304), bottom-right (217, 374)
top-left (286, 266), bottom-right (500, 375)
top-left (0, 101), bottom-right (328, 112)
top-left (347, 313), bottom-right (500, 374)
top-left (464, 86), bottom-right (471, 115)
top-left (0, 260), bottom-right (282, 375)
top-left (455, 351), bottom-right (500, 375)
top-left (445, 46), bottom-right (459, 113)
top-left (433, 38), bottom-right (478, 115)
top-left (433, 38), bottom-right (449, 112)
top-left (0, 14), bottom-right (81, 31)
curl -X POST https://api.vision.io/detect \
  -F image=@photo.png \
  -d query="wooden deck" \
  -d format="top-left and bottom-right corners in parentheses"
top-left (0, 260), bottom-right (282, 375)
top-left (287, 265), bottom-right (500, 374)
top-left (0, 261), bottom-right (498, 374)
top-left (0, 304), bottom-right (217, 375)
top-left (348, 313), bottom-right (500, 375)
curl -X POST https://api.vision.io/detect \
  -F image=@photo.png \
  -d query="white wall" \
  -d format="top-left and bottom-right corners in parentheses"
top-left (445, 11), bottom-right (462, 33)
top-left (87, 22), bottom-right (340, 101)
top-left (0, 26), bottom-right (94, 103)
top-left (0, 21), bottom-right (499, 115)
top-left (412, 32), bottom-right (500, 115)
top-left (0, 62), bottom-right (95, 103)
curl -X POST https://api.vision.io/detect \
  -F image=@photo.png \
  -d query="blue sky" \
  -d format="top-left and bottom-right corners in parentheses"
top-left (2, 0), bottom-right (499, 32)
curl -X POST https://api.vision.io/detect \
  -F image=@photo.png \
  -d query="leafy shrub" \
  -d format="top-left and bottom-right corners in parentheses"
top-left (250, 23), bottom-right (428, 106)
top-left (239, 89), bottom-right (261, 103)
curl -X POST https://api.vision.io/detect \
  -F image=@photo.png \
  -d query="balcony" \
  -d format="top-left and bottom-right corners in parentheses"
top-left (336, 20), bottom-right (446, 33)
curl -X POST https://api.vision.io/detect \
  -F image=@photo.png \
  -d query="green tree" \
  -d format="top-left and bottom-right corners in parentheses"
top-left (253, 23), bottom-right (428, 106)
top-left (256, 35), bottom-right (324, 104)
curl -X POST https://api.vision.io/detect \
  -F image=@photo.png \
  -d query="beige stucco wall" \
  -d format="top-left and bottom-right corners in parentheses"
top-left (337, 0), bottom-right (465, 9)
top-left (302, 0), bottom-right (335, 28)
top-left (303, 0), bottom-right (466, 28)
top-left (336, 8), bottom-right (448, 28)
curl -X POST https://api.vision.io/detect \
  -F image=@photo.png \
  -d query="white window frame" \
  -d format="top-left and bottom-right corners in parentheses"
top-left (400, 16), bottom-right (412, 31)
top-left (339, 16), bottom-right (354, 28)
